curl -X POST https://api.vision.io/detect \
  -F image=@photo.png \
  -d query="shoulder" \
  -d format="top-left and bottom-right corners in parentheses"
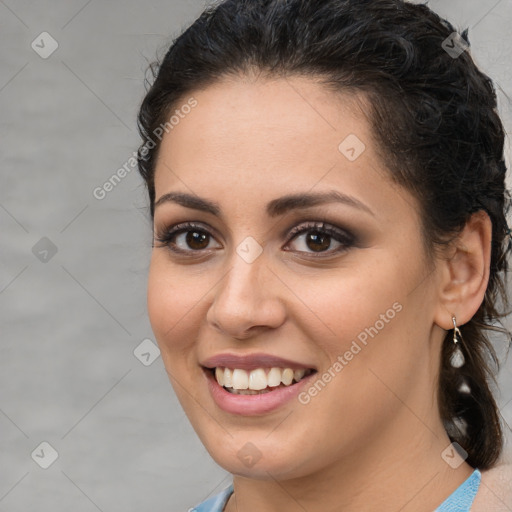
top-left (471, 461), bottom-right (512, 511)
top-left (190, 484), bottom-right (234, 512)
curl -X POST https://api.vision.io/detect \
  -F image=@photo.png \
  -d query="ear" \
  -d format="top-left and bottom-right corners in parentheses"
top-left (433, 210), bottom-right (492, 330)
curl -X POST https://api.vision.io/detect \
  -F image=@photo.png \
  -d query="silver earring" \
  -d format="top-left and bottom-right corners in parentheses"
top-left (450, 316), bottom-right (465, 368)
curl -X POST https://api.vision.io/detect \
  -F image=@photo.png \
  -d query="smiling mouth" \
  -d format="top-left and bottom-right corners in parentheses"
top-left (209, 366), bottom-right (317, 395)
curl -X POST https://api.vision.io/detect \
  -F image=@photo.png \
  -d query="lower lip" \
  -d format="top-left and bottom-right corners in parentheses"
top-left (204, 368), bottom-right (316, 416)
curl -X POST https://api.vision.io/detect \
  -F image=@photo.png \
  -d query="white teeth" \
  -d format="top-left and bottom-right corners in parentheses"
top-left (281, 368), bottom-right (294, 386)
top-left (223, 368), bottom-right (233, 388)
top-left (215, 367), bottom-right (224, 387)
top-left (232, 369), bottom-right (249, 390)
top-left (249, 368), bottom-right (267, 390)
top-left (294, 369), bottom-right (306, 382)
top-left (267, 367), bottom-right (282, 387)
top-left (214, 366), bottom-right (312, 391)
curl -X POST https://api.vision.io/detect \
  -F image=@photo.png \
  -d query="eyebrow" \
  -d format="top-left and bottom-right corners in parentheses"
top-left (154, 190), bottom-right (374, 217)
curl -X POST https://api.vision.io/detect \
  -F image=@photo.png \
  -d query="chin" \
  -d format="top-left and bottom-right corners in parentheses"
top-left (202, 434), bottom-right (315, 480)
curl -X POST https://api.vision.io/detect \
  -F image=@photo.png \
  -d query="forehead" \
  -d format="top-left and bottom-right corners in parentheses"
top-left (157, 77), bottom-right (366, 177)
top-left (153, 76), bottom-right (416, 225)
top-left (164, 76), bottom-right (364, 145)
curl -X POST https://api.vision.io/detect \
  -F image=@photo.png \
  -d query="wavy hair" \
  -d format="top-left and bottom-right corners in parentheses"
top-left (136, 0), bottom-right (512, 469)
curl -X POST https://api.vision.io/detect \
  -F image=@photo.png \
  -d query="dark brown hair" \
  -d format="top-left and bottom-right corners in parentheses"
top-left (137, 0), bottom-right (512, 469)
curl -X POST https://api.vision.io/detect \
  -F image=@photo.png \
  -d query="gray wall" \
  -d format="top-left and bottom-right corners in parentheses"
top-left (1, 1), bottom-right (511, 510)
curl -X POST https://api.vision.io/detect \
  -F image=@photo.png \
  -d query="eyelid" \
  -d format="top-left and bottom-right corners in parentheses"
top-left (285, 220), bottom-right (354, 244)
top-left (154, 221), bottom-right (219, 241)
top-left (282, 221), bottom-right (355, 256)
top-left (154, 219), bottom-right (356, 256)
top-left (152, 221), bottom-right (220, 254)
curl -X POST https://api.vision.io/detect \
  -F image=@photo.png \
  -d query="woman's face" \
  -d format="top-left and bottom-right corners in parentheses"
top-left (148, 75), bottom-right (446, 479)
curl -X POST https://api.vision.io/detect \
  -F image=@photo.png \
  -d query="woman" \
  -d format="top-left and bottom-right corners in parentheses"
top-left (136, 0), bottom-right (512, 510)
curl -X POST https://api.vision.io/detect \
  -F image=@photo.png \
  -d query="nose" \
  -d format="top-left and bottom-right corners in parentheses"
top-left (206, 249), bottom-right (286, 339)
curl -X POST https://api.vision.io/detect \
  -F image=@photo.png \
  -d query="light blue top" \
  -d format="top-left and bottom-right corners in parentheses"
top-left (191, 469), bottom-right (481, 511)
top-left (435, 469), bottom-right (481, 512)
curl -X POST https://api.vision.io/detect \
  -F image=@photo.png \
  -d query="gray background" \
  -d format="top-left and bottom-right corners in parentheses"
top-left (0, 1), bottom-right (511, 511)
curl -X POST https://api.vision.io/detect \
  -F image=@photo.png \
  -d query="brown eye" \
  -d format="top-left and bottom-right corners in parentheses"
top-left (184, 230), bottom-right (210, 250)
top-left (154, 222), bottom-right (222, 254)
top-left (285, 222), bottom-right (355, 256)
top-left (304, 231), bottom-right (332, 252)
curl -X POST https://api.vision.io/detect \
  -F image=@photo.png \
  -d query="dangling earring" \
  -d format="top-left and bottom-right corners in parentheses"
top-left (450, 316), bottom-right (465, 368)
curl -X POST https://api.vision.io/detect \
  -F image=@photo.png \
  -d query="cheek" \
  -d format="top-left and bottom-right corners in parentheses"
top-left (289, 259), bottom-right (405, 355)
top-left (298, 275), bottom-right (425, 437)
top-left (146, 257), bottom-right (202, 357)
top-left (288, 257), bottom-right (416, 404)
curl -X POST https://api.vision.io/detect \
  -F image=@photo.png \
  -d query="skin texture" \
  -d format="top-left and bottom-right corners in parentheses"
top-left (147, 75), bottom-right (492, 511)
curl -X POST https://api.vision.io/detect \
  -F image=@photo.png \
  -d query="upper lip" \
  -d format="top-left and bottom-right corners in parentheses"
top-left (201, 352), bottom-right (317, 372)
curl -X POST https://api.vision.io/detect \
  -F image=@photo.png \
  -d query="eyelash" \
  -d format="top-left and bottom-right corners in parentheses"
top-left (153, 221), bottom-right (356, 258)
